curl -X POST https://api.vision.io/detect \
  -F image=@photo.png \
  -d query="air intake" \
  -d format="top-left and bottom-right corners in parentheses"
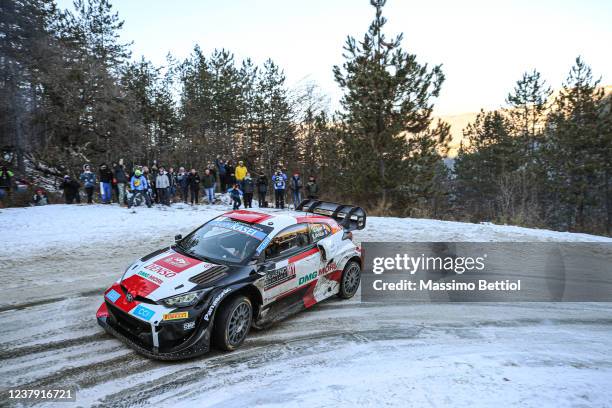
top-left (189, 266), bottom-right (228, 285)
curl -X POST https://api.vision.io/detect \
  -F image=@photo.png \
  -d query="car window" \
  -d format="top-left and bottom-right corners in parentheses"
top-left (265, 224), bottom-right (311, 259)
top-left (309, 223), bottom-right (331, 243)
top-left (178, 216), bottom-right (273, 264)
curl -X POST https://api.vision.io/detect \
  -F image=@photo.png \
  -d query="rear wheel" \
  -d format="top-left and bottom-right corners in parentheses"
top-left (212, 295), bottom-right (252, 351)
top-left (338, 261), bottom-right (361, 299)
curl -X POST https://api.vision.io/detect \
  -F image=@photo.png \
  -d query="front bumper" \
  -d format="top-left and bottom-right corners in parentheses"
top-left (97, 302), bottom-right (212, 361)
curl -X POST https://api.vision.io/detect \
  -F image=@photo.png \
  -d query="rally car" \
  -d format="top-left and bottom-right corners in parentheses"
top-left (96, 200), bottom-right (366, 360)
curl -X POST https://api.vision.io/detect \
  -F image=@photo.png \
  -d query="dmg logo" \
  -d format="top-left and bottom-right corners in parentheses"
top-left (299, 271), bottom-right (318, 285)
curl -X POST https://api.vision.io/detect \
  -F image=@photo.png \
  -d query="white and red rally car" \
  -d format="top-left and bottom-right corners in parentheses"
top-left (96, 200), bottom-right (366, 360)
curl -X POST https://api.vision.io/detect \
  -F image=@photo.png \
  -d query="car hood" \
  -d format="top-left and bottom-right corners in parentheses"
top-left (120, 248), bottom-right (225, 301)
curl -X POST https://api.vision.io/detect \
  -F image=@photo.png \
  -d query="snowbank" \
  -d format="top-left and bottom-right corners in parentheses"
top-left (1, 203), bottom-right (609, 260)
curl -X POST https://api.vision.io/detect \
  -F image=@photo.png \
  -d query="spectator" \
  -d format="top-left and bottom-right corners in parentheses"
top-left (176, 167), bottom-right (189, 203)
top-left (80, 164), bottom-right (96, 204)
top-left (225, 160), bottom-right (235, 186)
top-left (0, 165), bottom-right (14, 198)
top-left (207, 163), bottom-right (217, 192)
top-left (289, 172), bottom-right (303, 208)
top-left (128, 169), bottom-right (152, 208)
top-left (143, 166), bottom-right (155, 203)
top-left (235, 160), bottom-right (248, 188)
top-left (32, 188), bottom-right (48, 206)
top-left (202, 168), bottom-right (216, 204)
top-left (227, 184), bottom-right (243, 210)
top-left (114, 161), bottom-right (128, 206)
top-left (150, 164), bottom-right (159, 203)
top-left (306, 176), bottom-right (319, 199)
top-left (256, 173), bottom-right (268, 207)
top-left (215, 156), bottom-right (227, 192)
top-left (60, 175), bottom-right (81, 204)
top-left (242, 173), bottom-right (255, 208)
top-left (155, 167), bottom-right (170, 206)
top-left (99, 163), bottom-right (113, 204)
top-left (167, 167), bottom-right (177, 201)
top-left (187, 168), bottom-right (201, 205)
top-left (272, 168), bottom-right (287, 209)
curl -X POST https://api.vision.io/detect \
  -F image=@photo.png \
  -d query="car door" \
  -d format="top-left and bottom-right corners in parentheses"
top-left (307, 223), bottom-right (342, 301)
top-left (261, 223), bottom-right (319, 307)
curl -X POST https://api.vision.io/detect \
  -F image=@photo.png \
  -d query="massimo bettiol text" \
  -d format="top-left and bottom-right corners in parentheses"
top-left (360, 243), bottom-right (612, 302)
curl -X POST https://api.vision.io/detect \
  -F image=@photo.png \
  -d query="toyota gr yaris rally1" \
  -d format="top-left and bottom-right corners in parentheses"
top-left (96, 200), bottom-right (366, 360)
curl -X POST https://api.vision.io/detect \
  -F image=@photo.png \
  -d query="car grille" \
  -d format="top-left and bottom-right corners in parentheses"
top-left (106, 301), bottom-right (153, 346)
top-left (189, 266), bottom-right (228, 285)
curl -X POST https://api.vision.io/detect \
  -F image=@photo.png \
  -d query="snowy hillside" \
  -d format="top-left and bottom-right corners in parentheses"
top-left (3, 203), bottom-right (609, 259)
top-left (1, 204), bottom-right (611, 407)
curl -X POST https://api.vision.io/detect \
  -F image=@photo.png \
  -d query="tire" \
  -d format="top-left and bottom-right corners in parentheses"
top-left (338, 260), bottom-right (361, 299)
top-left (212, 295), bottom-right (252, 351)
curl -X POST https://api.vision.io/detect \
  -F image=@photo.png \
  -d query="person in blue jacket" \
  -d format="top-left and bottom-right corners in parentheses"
top-left (272, 168), bottom-right (287, 209)
top-left (79, 164), bottom-right (96, 204)
top-left (227, 184), bottom-right (243, 210)
top-left (128, 169), bottom-right (152, 208)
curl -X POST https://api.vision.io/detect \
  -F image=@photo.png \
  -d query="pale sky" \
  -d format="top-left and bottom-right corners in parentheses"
top-left (57, 0), bottom-right (612, 115)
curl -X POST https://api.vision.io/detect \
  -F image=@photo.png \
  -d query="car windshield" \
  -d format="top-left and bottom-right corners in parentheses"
top-left (176, 216), bottom-right (273, 264)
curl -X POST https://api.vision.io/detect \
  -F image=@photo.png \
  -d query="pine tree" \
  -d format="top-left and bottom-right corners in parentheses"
top-left (505, 69), bottom-right (552, 222)
top-left (453, 110), bottom-right (515, 220)
top-left (333, 0), bottom-right (445, 208)
top-left (0, 0), bottom-right (62, 170)
top-left (544, 57), bottom-right (606, 231)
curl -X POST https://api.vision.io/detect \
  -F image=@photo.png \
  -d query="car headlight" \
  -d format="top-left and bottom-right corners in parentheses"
top-left (160, 289), bottom-right (209, 308)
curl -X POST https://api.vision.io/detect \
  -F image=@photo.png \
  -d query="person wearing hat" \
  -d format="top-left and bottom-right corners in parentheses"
top-left (79, 164), bottom-right (96, 204)
top-left (128, 168), bottom-right (152, 208)
top-left (235, 160), bottom-right (248, 190)
top-left (99, 163), bottom-right (113, 204)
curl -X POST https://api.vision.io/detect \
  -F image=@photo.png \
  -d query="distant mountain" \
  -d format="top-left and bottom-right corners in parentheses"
top-left (433, 85), bottom-right (612, 157)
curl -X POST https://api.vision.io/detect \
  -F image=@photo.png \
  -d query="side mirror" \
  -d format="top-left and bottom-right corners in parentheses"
top-left (174, 234), bottom-right (182, 242)
top-left (256, 262), bottom-right (275, 276)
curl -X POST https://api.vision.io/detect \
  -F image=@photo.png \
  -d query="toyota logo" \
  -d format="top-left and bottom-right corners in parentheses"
top-left (126, 292), bottom-right (134, 302)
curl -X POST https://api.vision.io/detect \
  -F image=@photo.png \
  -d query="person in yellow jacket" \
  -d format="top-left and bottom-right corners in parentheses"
top-left (235, 161), bottom-right (248, 189)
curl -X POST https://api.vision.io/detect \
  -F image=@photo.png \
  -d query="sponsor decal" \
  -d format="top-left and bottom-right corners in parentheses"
top-left (155, 253), bottom-right (197, 273)
top-left (310, 224), bottom-right (328, 241)
top-left (299, 271), bottom-right (318, 285)
top-left (183, 321), bottom-right (196, 330)
top-left (255, 236), bottom-right (271, 255)
top-left (144, 263), bottom-right (177, 279)
top-left (137, 270), bottom-right (163, 285)
top-left (209, 220), bottom-right (269, 241)
top-left (132, 305), bottom-right (155, 321)
top-left (105, 289), bottom-right (121, 303)
top-left (203, 288), bottom-right (233, 321)
top-left (162, 255), bottom-right (191, 268)
top-left (318, 262), bottom-right (338, 276)
top-left (265, 263), bottom-right (296, 290)
top-left (163, 312), bottom-right (189, 321)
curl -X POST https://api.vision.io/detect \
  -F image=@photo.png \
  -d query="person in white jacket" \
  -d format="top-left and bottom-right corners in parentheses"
top-left (155, 167), bottom-right (171, 206)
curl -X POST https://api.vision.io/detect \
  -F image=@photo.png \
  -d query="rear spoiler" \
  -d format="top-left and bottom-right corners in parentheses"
top-left (296, 199), bottom-right (367, 231)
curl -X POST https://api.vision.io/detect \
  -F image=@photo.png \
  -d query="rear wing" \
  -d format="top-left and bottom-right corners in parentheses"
top-left (296, 199), bottom-right (367, 231)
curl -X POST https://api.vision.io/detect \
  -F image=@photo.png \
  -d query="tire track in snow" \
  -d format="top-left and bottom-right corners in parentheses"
top-left (0, 333), bottom-right (111, 360)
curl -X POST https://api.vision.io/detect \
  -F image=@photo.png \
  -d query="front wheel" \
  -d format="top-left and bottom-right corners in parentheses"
top-left (338, 261), bottom-right (361, 299)
top-left (212, 295), bottom-right (252, 351)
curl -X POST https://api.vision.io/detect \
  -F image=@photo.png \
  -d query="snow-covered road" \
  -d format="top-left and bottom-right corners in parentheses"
top-left (1, 204), bottom-right (611, 407)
